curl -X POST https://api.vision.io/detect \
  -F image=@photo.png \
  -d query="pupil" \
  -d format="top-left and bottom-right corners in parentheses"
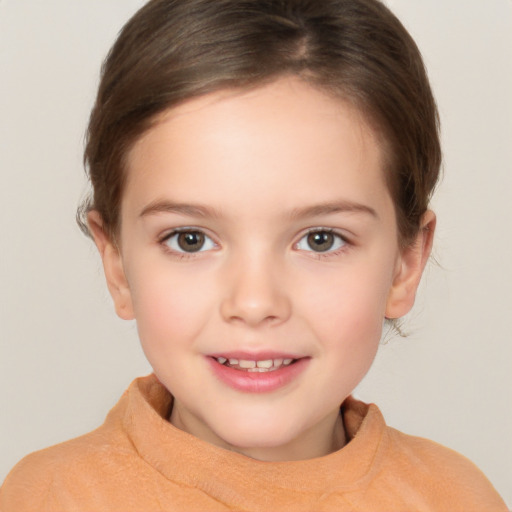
top-left (308, 231), bottom-right (334, 252)
top-left (178, 232), bottom-right (205, 252)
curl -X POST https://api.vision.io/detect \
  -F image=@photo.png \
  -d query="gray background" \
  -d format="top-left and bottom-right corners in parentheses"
top-left (1, 0), bottom-right (511, 506)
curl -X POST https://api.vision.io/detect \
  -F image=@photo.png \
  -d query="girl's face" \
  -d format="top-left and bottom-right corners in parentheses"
top-left (92, 77), bottom-right (432, 461)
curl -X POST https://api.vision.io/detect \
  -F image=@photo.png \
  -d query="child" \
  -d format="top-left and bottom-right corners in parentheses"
top-left (0, 0), bottom-right (507, 510)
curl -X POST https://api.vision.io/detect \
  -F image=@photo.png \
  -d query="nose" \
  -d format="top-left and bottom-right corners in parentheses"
top-left (219, 252), bottom-right (292, 328)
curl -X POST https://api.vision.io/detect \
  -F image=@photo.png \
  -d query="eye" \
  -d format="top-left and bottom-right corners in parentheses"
top-left (163, 230), bottom-right (216, 253)
top-left (296, 229), bottom-right (346, 253)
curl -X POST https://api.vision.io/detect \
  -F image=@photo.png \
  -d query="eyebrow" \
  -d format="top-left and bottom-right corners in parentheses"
top-left (288, 201), bottom-right (378, 220)
top-left (139, 199), bottom-right (378, 220)
top-left (139, 200), bottom-right (221, 219)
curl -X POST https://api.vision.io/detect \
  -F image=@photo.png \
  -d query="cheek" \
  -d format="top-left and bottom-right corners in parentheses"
top-left (127, 263), bottom-right (215, 351)
top-left (302, 261), bottom-right (393, 327)
top-left (297, 255), bottom-right (396, 371)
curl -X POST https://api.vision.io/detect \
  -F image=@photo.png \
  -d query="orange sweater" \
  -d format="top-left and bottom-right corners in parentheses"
top-left (1, 375), bottom-right (506, 511)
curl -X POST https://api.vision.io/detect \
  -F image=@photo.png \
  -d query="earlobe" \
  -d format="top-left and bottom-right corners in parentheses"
top-left (385, 210), bottom-right (436, 319)
top-left (87, 211), bottom-right (135, 320)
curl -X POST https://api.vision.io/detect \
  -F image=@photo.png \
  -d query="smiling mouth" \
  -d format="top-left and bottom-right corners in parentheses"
top-left (213, 357), bottom-right (297, 372)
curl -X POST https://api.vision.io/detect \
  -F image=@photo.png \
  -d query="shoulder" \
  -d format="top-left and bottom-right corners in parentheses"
top-left (0, 421), bottom-right (134, 510)
top-left (379, 424), bottom-right (508, 510)
top-left (1, 440), bottom-right (81, 509)
top-left (385, 425), bottom-right (487, 478)
top-left (342, 397), bottom-right (507, 509)
top-left (0, 380), bottom-right (144, 511)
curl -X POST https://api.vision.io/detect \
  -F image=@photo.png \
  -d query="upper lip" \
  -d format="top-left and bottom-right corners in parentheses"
top-left (208, 351), bottom-right (304, 361)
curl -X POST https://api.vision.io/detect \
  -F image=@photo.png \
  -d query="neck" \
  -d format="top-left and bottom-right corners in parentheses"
top-left (171, 404), bottom-right (347, 462)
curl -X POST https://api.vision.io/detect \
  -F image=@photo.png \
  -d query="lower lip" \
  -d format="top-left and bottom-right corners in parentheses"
top-left (207, 357), bottom-right (310, 393)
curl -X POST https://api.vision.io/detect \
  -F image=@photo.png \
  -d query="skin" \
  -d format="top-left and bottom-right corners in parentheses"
top-left (89, 77), bottom-right (435, 462)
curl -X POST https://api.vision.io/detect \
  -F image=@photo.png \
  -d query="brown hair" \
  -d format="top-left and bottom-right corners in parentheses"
top-left (79, 0), bottom-right (441, 246)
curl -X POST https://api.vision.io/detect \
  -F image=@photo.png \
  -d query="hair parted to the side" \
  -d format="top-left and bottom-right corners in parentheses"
top-left (78, 0), bottom-right (441, 247)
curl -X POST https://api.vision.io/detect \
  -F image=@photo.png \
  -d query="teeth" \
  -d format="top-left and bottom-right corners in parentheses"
top-left (239, 360), bottom-right (256, 369)
top-left (256, 360), bottom-right (273, 369)
top-left (216, 357), bottom-right (296, 371)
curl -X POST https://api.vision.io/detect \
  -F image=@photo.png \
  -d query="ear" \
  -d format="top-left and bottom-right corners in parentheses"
top-left (87, 211), bottom-right (135, 320)
top-left (385, 210), bottom-right (436, 319)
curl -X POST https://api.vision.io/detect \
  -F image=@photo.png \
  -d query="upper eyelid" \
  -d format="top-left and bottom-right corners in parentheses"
top-left (158, 226), bottom-right (216, 242)
top-left (294, 228), bottom-right (352, 259)
top-left (295, 227), bottom-right (350, 242)
top-left (159, 228), bottom-right (218, 257)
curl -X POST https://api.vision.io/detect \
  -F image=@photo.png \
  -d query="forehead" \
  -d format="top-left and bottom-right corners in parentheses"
top-left (123, 77), bottom-right (390, 219)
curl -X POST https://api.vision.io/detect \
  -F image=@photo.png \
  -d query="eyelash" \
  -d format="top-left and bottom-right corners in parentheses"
top-left (158, 228), bottom-right (218, 260)
top-left (157, 227), bottom-right (352, 259)
top-left (295, 228), bottom-right (351, 259)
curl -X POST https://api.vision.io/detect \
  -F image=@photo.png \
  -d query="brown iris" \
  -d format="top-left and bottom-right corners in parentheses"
top-left (177, 231), bottom-right (206, 252)
top-left (307, 231), bottom-right (335, 252)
